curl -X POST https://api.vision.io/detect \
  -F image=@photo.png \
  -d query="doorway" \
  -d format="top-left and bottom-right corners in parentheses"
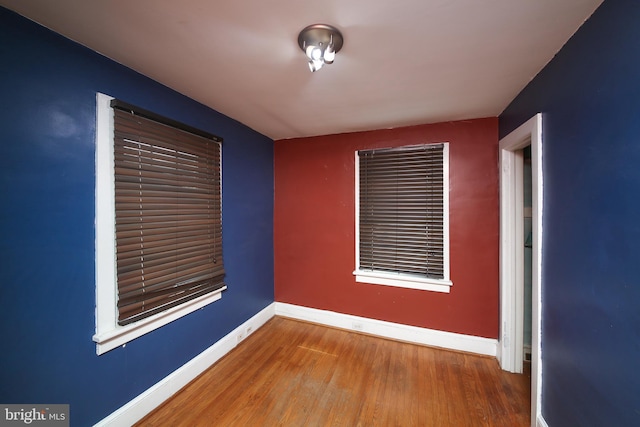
top-left (498, 114), bottom-right (543, 427)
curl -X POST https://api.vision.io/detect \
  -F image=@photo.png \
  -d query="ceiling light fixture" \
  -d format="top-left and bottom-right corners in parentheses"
top-left (298, 24), bottom-right (344, 72)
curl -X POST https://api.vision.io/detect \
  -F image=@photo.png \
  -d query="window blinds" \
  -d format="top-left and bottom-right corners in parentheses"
top-left (358, 144), bottom-right (445, 279)
top-left (112, 107), bottom-right (225, 326)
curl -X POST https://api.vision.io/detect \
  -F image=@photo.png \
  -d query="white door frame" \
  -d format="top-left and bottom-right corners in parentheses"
top-left (498, 114), bottom-right (543, 427)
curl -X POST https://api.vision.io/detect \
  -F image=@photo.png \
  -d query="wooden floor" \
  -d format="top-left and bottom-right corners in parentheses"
top-left (137, 317), bottom-right (530, 426)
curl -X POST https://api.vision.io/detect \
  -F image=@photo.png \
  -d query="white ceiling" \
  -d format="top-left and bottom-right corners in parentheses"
top-left (2, 0), bottom-right (603, 140)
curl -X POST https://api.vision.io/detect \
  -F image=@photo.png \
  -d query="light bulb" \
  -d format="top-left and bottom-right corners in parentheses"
top-left (311, 47), bottom-right (322, 61)
top-left (308, 59), bottom-right (324, 72)
top-left (305, 45), bottom-right (322, 61)
top-left (324, 45), bottom-right (335, 64)
top-left (305, 45), bottom-right (315, 60)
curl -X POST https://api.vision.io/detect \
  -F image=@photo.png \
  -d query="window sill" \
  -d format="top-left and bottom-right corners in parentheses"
top-left (93, 287), bottom-right (226, 355)
top-left (354, 270), bottom-right (452, 293)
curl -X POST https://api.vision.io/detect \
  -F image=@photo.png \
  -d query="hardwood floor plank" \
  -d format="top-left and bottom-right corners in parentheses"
top-left (136, 317), bottom-right (530, 426)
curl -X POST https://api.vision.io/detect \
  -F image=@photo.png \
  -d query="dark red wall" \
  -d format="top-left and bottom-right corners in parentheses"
top-left (274, 118), bottom-right (499, 338)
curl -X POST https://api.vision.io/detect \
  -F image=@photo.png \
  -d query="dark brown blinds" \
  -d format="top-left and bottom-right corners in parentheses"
top-left (358, 144), bottom-right (445, 279)
top-left (113, 108), bottom-right (225, 326)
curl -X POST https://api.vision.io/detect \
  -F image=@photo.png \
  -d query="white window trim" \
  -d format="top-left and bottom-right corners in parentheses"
top-left (353, 143), bottom-right (452, 293)
top-left (93, 93), bottom-right (225, 355)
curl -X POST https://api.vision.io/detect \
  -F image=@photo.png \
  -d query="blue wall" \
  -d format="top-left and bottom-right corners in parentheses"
top-left (0, 8), bottom-right (274, 426)
top-left (500, 0), bottom-right (640, 425)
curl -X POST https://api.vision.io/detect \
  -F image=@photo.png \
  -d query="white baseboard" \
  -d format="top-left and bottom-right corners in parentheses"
top-left (96, 302), bottom-right (498, 426)
top-left (537, 413), bottom-right (549, 427)
top-left (274, 302), bottom-right (497, 357)
top-left (94, 303), bottom-right (276, 427)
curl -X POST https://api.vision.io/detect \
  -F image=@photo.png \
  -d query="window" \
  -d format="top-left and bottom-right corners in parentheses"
top-left (354, 143), bottom-right (452, 293)
top-left (94, 93), bottom-right (226, 354)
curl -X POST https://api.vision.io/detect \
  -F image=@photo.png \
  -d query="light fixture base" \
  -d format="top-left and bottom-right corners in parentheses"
top-left (297, 24), bottom-right (344, 55)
